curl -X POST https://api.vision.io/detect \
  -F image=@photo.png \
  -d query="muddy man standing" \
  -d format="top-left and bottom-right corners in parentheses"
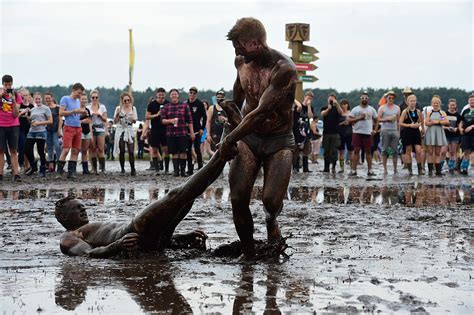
top-left (220, 18), bottom-right (297, 259)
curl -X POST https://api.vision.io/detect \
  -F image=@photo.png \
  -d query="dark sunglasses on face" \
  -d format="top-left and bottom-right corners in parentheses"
top-left (123, 99), bottom-right (131, 103)
top-left (91, 96), bottom-right (99, 99)
top-left (189, 91), bottom-right (197, 95)
top-left (361, 97), bottom-right (369, 100)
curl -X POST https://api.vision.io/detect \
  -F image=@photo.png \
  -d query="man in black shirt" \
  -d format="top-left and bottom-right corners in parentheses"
top-left (185, 86), bottom-right (207, 175)
top-left (146, 87), bottom-right (169, 174)
top-left (320, 93), bottom-right (343, 173)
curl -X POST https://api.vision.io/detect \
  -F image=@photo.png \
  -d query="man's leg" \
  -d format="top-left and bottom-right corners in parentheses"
top-left (229, 141), bottom-right (260, 258)
top-left (261, 149), bottom-right (292, 242)
top-left (194, 136), bottom-right (203, 169)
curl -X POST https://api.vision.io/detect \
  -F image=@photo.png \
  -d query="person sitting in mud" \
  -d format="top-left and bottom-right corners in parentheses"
top-left (55, 102), bottom-right (242, 258)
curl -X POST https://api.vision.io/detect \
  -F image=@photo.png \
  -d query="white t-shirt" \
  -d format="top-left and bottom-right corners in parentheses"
top-left (350, 105), bottom-right (377, 135)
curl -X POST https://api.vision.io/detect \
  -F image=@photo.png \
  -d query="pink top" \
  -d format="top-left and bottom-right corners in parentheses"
top-left (0, 92), bottom-right (22, 127)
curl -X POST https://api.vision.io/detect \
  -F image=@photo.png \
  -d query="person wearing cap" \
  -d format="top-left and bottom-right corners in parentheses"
top-left (320, 92), bottom-right (343, 173)
top-left (185, 87), bottom-right (207, 176)
top-left (205, 90), bottom-right (228, 153)
top-left (347, 92), bottom-right (378, 176)
top-left (458, 93), bottom-right (474, 175)
top-left (377, 90), bottom-right (401, 175)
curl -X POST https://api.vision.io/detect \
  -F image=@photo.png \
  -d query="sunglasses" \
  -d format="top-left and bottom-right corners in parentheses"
top-left (123, 99), bottom-right (131, 103)
top-left (387, 97), bottom-right (394, 100)
top-left (91, 96), bottom-right (99, 99)
top-left (361, 97), bottom-right (369, 100)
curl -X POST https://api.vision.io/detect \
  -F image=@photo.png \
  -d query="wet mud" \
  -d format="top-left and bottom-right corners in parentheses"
top-left (0, 160), bottom-right (472, 313)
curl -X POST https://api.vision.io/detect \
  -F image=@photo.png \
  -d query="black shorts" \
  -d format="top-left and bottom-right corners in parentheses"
top-left (167, 136), bottom-right (188, 154)
top-left (460, 134), bottom-right (474, 151)
top-left (149, 128), bottom-right (167, 148)
top-left (0, 126), bottom-right (19, 151)
top-left (242, 131), bottom-right (295, 160)
top-left (338, 133), bottom-right (353, 151)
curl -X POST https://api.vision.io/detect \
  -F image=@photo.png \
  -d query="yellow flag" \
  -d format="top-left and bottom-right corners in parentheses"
top-left (129, 29), bottom-right (135, 88)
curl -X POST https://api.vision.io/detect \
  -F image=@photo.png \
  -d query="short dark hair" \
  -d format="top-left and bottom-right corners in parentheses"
top-left (44, 91), bottom-right (54, 98)
top-left (448, 98), bottom-right (456, 103)
top-left (328, 92), bottom-right (337, 98)
top-left (227, 17), bottom-right (267, 43)
top-left (156, 87), bottom-right (166, 94)
top-left (71, 83), bottom-right (85, 91)
top-left (340, 99), bottom-right (350, 109)
top-left (2, 74), bottom-right (13, 84)
top-left (169, 88), bottom-right (180, 95)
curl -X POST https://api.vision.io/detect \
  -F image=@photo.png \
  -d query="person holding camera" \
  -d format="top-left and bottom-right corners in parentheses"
top-left (113, 92), bottom-right (138, 176)
top-left (0, 74), bottom-right (23, 182)
top-left (292, 91), bottom-right (314, 172)
top-left (320, 93), bottom-right (343, 173)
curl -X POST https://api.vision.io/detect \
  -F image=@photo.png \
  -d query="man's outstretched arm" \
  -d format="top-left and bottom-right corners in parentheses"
top-left (60, 231), bottom-right (138, 258)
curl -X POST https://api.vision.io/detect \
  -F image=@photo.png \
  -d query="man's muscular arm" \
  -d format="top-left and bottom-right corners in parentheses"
top-left (60, 231), bottom-right (138, 258)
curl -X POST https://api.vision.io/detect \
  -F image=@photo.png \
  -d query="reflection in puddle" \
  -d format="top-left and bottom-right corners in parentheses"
top-left (0, 183), bottom-right (472, 206)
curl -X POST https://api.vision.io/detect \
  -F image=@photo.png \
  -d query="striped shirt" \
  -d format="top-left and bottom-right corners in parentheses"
top-left (161, 102), bottom-right (193, 137)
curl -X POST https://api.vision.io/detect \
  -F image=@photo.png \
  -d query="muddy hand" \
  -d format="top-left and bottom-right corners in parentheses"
top-left (120, 233), bottom-right (139, 251)
top-left (218, 138), bottom-right (238, 161)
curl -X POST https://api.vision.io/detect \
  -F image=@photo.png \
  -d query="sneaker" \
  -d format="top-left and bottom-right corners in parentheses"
top-left (349, 170), bottom-right (357, 176)
top-left (367, 170), bottom-right (376, 176)
top-left (14, 175), bottom-right (21, 182)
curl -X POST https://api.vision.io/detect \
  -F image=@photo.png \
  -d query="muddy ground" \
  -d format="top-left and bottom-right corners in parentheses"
top-left (0, 160), bottom-right (472, 314)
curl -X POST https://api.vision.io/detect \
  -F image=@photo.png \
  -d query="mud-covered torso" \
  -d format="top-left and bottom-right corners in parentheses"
top-left (237, 53), bottom-right (295, 136)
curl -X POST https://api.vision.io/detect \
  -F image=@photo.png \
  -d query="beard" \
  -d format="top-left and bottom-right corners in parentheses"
top-left (361, 100), bottom-right (368, 106)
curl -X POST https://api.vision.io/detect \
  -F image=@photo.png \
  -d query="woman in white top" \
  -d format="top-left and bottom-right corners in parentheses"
top-left (114, 92), bottom-right (137, 176)
top-left (87, 90), bottom-right (108, 174)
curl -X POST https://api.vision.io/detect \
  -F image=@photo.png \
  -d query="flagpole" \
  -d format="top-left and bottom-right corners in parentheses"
top-left (128, 28), bottom-right (134, 95)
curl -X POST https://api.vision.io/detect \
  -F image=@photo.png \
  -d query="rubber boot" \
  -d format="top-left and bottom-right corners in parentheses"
top-left (165, 157), bottom-right (171, 174)
top-left (91, 157), bottom-right (98, 174)
top-left (302, 156), bottom-right (312, 173)
top-left (39, 164), bottom-right (46, 177)
top-left (67, 161), bottom-right (77, 179)
top-left (435, 163), bottom-right (443, 176)
top-left (147, 160), bottom-right (154, 171)
top-left (48, 161), bottom-right (55, 173)
top-left (159, 160), bottom-right (164, 171)
top-left (119, 155), bottom-right (125, 173)
top-left (81, 161), bottom-right (90, 175)
top-left (460, 160), bottom-right (469, 175)
top-left (407, 163), bottom-right (413, 175)
top-left (129, 160), bottom-right (136, 176)
top-left (153, 157), bottom-right (160, 174)
top-left (293, 155), bottom-right (300, 173)
top-left (187, 161), bottom-right (194, 176)
top-left (448, 159), bottom-right (455, 173)
top-left (417, 163), bottom-right (425, 175)
top-left (427, 163), bottom-right (434, 176)
top-left (323, 158), bottom-right (330, 172)
top-left (172, 159), bottom-right (180, 177)
top-left (180, 159), bottom-right (187, 177)
top-left (57, 160), bottom-right (66, 175)
top-left (331, 161), bottom-right (336, 174)
top-left (99, 157), bottom-right (106, 174)
top-left (26, 161), bottom-right (38, 176)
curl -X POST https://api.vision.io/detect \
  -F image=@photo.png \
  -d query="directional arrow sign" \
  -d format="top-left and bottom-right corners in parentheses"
top-left (298, 53), bottom-right (319, 63)
top-left (296, 63), bottom-right (317, 71)
top-left (302, 44), bottom-right (319, 54)
top-left (298, 75), bottom-right (318, 83)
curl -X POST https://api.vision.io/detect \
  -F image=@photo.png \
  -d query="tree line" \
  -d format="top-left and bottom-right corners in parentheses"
top-left (24, 85), bottom-right (471, 120)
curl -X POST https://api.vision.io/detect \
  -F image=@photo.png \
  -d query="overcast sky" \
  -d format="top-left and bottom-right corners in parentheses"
top-left (1, 0), bottom-right (472, 92)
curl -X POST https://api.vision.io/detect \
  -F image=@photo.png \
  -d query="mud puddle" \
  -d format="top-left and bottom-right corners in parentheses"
top-left (0, 164), bottom-right (472, 313)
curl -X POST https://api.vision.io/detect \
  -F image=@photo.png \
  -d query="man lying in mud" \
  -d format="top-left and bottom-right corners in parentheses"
top-left (55, 101), bottom-right (242, 258)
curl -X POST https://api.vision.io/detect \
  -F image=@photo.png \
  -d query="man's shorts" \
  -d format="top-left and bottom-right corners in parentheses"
top-left (242, 131), bottom-right (295, 160)
top-left (27, 131), bottom-right (47, 140)
top-left (460, 134), bottom-right (474, 151)
top-left (352, 133), bottom-right (373, 151)
top-left (338, 133), bottom-right (354, 151)
top-left (62, 125), bottom-right (82, 150)
top-left (0, 126), bottom-right (19, 151)
top-left (381, 129), bottom-right (400, 156)
top-left (149, 128), bottom-right (167, 148)
top-left (167, 136), bottom-right (188, 154)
